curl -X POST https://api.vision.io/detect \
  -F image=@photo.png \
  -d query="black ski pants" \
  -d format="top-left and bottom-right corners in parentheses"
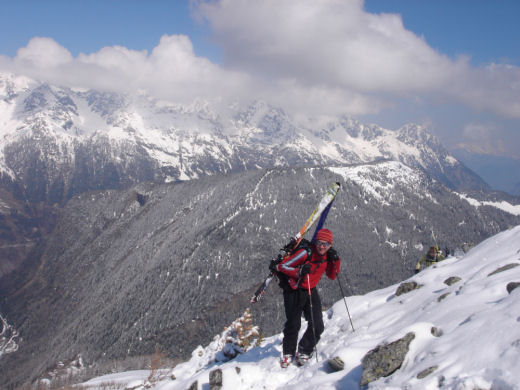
top-left (282, 287), bottom-right (324, 356)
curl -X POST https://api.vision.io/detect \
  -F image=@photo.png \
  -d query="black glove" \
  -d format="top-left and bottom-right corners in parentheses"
top-left (299, 263), bottom-right (311, 276)
top-left (269, 254), bottom-right (283, 273)
top-left (283, 237), bottom-right (297, 253)
top-left (327, 247), bottom-right (340, 262)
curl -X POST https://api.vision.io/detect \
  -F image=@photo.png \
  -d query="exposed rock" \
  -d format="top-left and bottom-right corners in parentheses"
top-left (431, 327), bottom-right (443, 337)
top-left (360, 332), bottom-right (415, 386)
top-left (395, 281), bottom-right (421, 296)
top-left (506, 282), bottom-right (520, 294)
top-left (187, 381), bottom-right (198, 390)
top-left (417, 365), bottom-right (438, 379)
top-left (134, 192), bottom-right (147, 206)
top-left (327, 356), bottom-right (345, 372)
top-left (209, 368), bottom-right (223, 390)
top-left (444, 276), bottom-right (461, 286)
top-left (488, 263), bottom-right (519, 277)
top-left (437, 292), bottom-right (450, 302)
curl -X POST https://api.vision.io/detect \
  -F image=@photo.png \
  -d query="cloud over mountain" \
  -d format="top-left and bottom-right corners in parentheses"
top-left (1, 0), bottom-right (518, 123)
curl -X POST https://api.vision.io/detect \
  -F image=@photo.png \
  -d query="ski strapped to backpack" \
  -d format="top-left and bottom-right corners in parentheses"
top-left (250, 181), bottom-right (341, 303)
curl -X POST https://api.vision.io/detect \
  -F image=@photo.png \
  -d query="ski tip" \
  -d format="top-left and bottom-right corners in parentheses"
top-left (250, 292), bottom-right (264, 303)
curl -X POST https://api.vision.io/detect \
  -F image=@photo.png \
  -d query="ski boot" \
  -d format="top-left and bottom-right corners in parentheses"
top-left (280, 354), bottom-right (293, 368)
top-left (295, 352), bottom-right (310, 366)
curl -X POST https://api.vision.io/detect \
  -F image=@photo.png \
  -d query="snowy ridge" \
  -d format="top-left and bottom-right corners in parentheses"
top-left (0, 315), bottom-right (19, 358)
top-left (0, 71), bottom-right (488, 205)
top-left (82, 225), bottom-right (520, 389)
top-left (456, 193), bottom-right (520, 216)
top-left (329, 161), bottom-right (432, 206)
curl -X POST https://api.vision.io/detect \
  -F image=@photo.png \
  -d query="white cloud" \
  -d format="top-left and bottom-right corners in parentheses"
top-left (195, 0), bottom-right (520, 118)
top-left (0, 0), bottom-right (519, 123)
top-left (16, 37), bottom-right (74, 68)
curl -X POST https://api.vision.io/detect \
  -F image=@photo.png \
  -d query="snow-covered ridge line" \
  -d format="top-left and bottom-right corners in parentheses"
top-left (1, 70), bottom-right (488, 206)
top-left (456, 193), bottom-right (520, 216)
top-left (328, 161), bottom-right (431, 205)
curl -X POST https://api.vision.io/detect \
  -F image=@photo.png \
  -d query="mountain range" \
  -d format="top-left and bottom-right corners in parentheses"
top-left (1, 163), bottom-right (519, 388)
top-left (0, 71), bottom-right (488, 206)
top-left (0, 70), bottom-right (493, 280)
top-left (1, 71), bottom-right (519, 388)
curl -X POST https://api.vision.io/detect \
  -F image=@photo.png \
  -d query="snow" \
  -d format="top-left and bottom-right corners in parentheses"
top-left (457, 193), bottom-right (520, 216)
top-left (328, 161), bottom-right (426, 205)
top-left (80, 225), bottom-right (520, 390)
top-left (0, 70), bottom-right (463, 185)
top-left (444, 155), bottom-right (458, 166)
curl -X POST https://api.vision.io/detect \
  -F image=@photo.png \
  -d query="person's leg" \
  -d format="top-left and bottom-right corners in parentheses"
top-left (282, 289), bottom-right (304, 356)
top-left (298, 289), bottom-right (324, 355)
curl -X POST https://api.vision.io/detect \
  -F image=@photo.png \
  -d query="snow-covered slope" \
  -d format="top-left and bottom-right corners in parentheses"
top-left (0, 315), bottom-right (19, 358)
top-left (0, 71), bottom-right (488, 204)
top-left (82, 225), bottom-right (520, 389)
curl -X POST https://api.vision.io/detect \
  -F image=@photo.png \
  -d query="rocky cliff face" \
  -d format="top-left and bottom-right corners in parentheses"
top-left (0, 163), bottom-right (517, 387)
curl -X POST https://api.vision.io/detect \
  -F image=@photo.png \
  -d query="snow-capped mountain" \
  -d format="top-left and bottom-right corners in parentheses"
top-left (56, 225), bottom-right (520, 389)
top-left (1, 163), bottom-right (518, 388)
top-left (0, 71), bottom-right (488, 205)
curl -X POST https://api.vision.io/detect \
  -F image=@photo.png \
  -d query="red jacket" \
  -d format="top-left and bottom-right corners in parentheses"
top-left (277, 246), bottom-right (340, 290)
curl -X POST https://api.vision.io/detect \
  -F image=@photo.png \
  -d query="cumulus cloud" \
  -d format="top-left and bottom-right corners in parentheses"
top-left (195, 0), bottom-right (520, 118)
top-left (0, 34), bottom-right (250, 104)
top-left (16, 37), bottom-right (74, 68)
top-left (0, 0), bottom-right (518, 122)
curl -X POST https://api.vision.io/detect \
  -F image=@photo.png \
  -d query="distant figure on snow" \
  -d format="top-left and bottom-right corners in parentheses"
top-left (415, 246), bottom-right (445, 273)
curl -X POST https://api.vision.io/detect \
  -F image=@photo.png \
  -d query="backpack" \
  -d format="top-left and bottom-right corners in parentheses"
top-left (275, 238), bottom-right (313, 291)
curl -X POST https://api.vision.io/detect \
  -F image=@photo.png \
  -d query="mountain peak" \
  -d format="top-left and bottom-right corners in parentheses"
top-left (0, 76), bottom-right (490, 205)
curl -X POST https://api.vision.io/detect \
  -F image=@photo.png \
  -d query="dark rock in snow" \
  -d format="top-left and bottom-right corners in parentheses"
top-left (327, 356), bottom-right (345, 372)
top-left (488, 263), bottom-right (519, 277)
top-left (431, 327), bottom-right (443, 337)
top-left (444, 276), bottom-right (461, 286)
top-left (395, 281), bottom-right (421, 296)
top-left (417, 365), bottom-right (438, 379)
top-left (506, 282), bottom-right (520, 294)
top-left (360, 332), bottom-right (415, 386)
top-left (209, 368), bottom-right (223, 390)
top-left (437, 292), bottom-right (450, 302)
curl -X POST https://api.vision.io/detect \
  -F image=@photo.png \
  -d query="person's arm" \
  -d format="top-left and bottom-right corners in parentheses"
top-left (277, 248), bottom-right (308, 279)
top-left (326, 247), bottom-right (341, 280)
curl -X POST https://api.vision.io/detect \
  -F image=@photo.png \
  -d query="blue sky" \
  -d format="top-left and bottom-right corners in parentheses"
top-left (1, 0), bottom-right (519, 191)
top-left (364, 0), bottom-right (519, 67)
top-left (2, 1), bottom-right (518, 66)
top-left (0, 1), bottom-right (219, 61)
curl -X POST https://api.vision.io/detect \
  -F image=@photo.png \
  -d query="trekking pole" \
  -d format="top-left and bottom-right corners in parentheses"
top-left (337, 274), bottom-right (355, 332)
top-left (431, 230), bottom-right (439, 252)
top-left (306, 274), bottom-right (319, 362)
